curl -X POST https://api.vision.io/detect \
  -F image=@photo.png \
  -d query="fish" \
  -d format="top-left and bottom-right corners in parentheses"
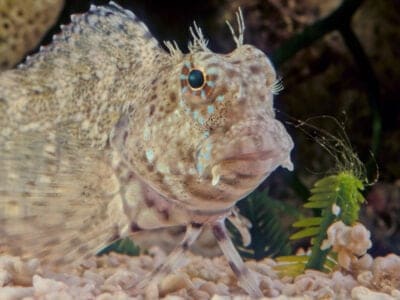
top-left (0, 2), bottom-right (293, 297)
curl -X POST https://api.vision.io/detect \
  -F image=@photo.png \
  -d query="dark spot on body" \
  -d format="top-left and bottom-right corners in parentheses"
top-left (159, 208), bottom-right (169, 220)
top-left (191, 222), bottom-right (203, 228)
top-left (2, 22), bottom-right (9, 30)
top-left (170, 166), bottom-right (181, 175)
top-left (22, 191), bottom-right (31, 197)
top-left (169, 92), bottom-right (177, 103)
top-left (69, 237), bottom-right (81, 246)
top-left (207, 74), bottom-right (218, 82)
top-left (149, 104), bottom-right (155, 116)
top-left (77, 245), bottom-right (89, 254)
top-left (181, 241), bottom-right (189, 251)
top-left (38, 249), bottom-right (51, 257)
top-left (154, 262), bottom-right (171, 274)
top-left (135, 61), bottom-right (142, 69)
top-left (186, 147), bottom-right (195, 160)
top-left (155, 171), bottom-right (164, 182)
top-left (181, 66), bottom-right (190, 75)
top-left (118, 23), bottom-right (128, 33)
top-left (32, 201), bottom-right (47, 207)
top-left (130, 222), bottom-right (142, 232)
top-left (250, 65), bottom-right (262, 74)
top-left (207, 63), bottom-right (220, 69)
top-left (0, 61), bottom-right (8, 69)
top-left (212, 224), bottom-right (226, 241)
top-left (26, 180), bottom-right (36, 186)
top-left (128, 172), bottom-right (135, 181)
top-left (226, 68), bottom-right (239, 78)
top-left (22, 215), bottom-right (37, 223)
top-left (218, 85), bottom-right (229, 97)
top-left (123, 131), bottom-right (128, 144)
top-left (43, 238), bottom-right (60, 247)
top-left (144, 196), bottom-right (154, 207)
top-left (141, 154), bottom-right (147, 162)
top-left (228, 261), bottom-right (243, 277)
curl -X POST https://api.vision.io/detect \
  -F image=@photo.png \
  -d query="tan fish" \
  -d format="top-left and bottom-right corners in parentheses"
top-left (0, 2), bottom-right (293, 297)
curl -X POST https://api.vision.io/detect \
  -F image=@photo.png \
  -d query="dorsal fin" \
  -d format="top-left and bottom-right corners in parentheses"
top-left (20, 1), bottom-right (165, 70)
top-left (0, 2), bottom-right (169, 148)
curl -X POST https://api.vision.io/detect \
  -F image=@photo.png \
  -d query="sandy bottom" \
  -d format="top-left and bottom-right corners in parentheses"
top-left (0, 248), bottom-right (399, 300)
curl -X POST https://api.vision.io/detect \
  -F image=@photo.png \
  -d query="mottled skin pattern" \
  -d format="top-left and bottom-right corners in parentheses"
top-left (0, 2), bottom-right (293, 297)
top-left (0, 0), bottom-right (64, 69)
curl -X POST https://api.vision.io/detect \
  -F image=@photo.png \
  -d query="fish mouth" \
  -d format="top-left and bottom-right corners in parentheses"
top-left (198, 117), bottom-right (294, 186)
top-left (180, 117), bottom-right (294, 212)
top-left (223, 149), bottom-right (277, 162)
top-left (219, 118), bottom-right (293, 169)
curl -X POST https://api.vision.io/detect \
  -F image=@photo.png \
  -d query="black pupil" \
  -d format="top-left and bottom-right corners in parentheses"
top-left (188, 69), bottom-right (204, 89)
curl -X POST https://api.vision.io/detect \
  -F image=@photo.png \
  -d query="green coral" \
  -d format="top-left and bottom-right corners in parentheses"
top-left (275, 168), bottom-right (368, 275)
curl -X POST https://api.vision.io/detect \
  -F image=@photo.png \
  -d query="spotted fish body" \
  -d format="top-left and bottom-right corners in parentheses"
top-left (0, 2), bottom-right (293, 297)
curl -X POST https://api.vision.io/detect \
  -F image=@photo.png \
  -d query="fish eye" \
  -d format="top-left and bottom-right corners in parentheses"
top-left (188, 69), bottom-right (205, 90)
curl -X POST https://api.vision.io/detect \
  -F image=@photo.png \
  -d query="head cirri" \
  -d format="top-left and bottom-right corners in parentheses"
top-left (111, 9), bottom-right (294, 214)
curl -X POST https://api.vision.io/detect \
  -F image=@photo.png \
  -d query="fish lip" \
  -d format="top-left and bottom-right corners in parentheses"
top-left (196, 117), bottom-right (294, 177)
top-left (215, 117), bottom-right (294, 169)
top-left (219, 149), bottom-right (276, 162)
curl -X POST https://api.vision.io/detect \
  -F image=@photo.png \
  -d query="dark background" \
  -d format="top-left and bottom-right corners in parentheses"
top-left (38, 0), bottom-right (400, 257)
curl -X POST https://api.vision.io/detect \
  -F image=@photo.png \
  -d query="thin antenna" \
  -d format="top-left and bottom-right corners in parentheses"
top-left (188, 21), bottom-right (209, 52)
top-left (225, 7), bottom-right (245, 48)
top-left (164, 40), bottom-right (183, 60)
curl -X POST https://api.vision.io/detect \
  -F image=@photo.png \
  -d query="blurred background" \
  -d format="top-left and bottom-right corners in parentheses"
top-left (2, 0), bottom-right (399, 257)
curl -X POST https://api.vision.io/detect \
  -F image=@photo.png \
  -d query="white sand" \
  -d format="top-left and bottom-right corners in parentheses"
top-left (0, 248), bottom-right (399, 299)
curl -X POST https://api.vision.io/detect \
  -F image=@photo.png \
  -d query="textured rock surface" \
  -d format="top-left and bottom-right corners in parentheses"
top-left (0, 0), bottom-right (64, 69)
top-left (0, 250), bottom-right (399, 299)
